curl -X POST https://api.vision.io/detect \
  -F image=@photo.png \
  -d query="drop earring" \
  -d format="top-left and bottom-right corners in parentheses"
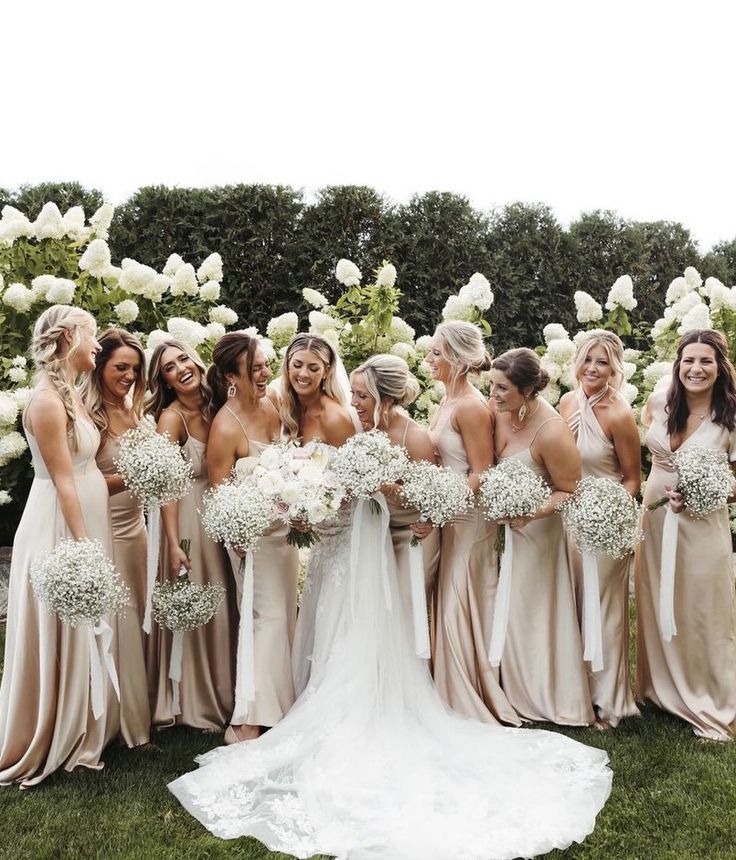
top-left (227, 383), bottom-right (237, 398)
top-left (517, 398), bottom-right (528, 423)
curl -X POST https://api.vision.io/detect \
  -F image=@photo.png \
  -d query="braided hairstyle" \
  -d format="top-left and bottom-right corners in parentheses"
top-left (31, 305), bottom-right (97, 450)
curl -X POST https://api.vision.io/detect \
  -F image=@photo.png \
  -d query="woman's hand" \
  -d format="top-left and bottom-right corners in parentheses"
top-left (410, 520), bottom-right (434, 541)
top-left (168, 543), bottom-right (192, 578)
top-left (500, 515), bottom-right (534, 531)
top-left (664, 484), bottom-right (685, 514)
top-left (379, 481), bottom-right (403, 499)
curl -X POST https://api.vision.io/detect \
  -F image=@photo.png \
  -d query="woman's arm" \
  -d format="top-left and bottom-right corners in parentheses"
top-left (29, 393), bottom-right (89, 540)
top-left (206, 411), bottom-right (242, 487)
top-left (530, 420), bottom-right (582, 521)
top-left (454, 398), bottom-right (494, 493)
top-left (157, 409), bottom-right (191, 577)
top-left (104, 474), bottom-right (128, 496)
top-left (610, 407), bottom-right (642, 497)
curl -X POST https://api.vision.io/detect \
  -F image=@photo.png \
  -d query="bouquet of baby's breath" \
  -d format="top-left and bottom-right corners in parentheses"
top-left (331, 431), bottom-right (408, 508)
top-left (31, 538), bottom-right (128, 719)
top-left (400, 460), bottom-right (473, 546)
top-left (479, 459), bottom-right (551, 553)
top-left (201, 479), bottom-right (273, 553)
top-left (250, 440), bottom-right (345, 548)
top-left (648, 445), bottom-right (735, 517)
top-left (31, 538), bottom-right (129, 625)
top-left (114, 420), bottom-right (194, 507)
top-left (561, 476), bottom-right (642, 558)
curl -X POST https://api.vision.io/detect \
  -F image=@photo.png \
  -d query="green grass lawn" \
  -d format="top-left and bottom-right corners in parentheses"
top-left (1, 611), bottom-right (736, 860)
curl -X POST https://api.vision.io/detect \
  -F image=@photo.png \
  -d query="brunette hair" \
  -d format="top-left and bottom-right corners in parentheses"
top-left (351, 354), bottom-right (420, 429)
top-left (80, 328), bottom-right (146, 439)
top-left (492, 347), bottom-right (549, 396)
top-left (279, 333), bottom-right (345, 440)
top-left (206, 332), bottom-right (259, 416)
top-left (145, 339), bottom-right (212, 421)
top-left (666, 329), bottom-right (736, 434)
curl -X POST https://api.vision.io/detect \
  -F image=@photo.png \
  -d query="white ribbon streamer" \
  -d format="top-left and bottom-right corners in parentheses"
top-left (143, 503), bottom-right (161, 633)
top-left (87, 619), bottom-right (121, 721)
top-left (233, 550), bottom-right (255, 723)
top-left (350, 495), bottom-right (392, 620)
top-left (169, 628), bottom-right (184, 716)
top-left (658, 507), bottom-right (679, 641)
top-left (408, 543), bottom-right (431, 659)
top-left (581, 551), bottom-right (604, 672)
top-left (488, 524), bottom-right (513, 667)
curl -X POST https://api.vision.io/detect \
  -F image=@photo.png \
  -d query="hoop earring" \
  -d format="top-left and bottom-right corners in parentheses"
top-left (227, 383), bottom-right (237, 398)
top-left (517, 398), bottom-right (528, 423)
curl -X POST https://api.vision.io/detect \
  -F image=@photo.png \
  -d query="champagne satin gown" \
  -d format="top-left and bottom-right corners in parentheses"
top-left (97, 434), bottom-right (151, 746)
top-left (148, 410), bottom-right (238, 730)
top-left (387, 418), bottom-right (440, 649)
top-left (566, 387), bottom-right (639, 726)
top-left (636, 390), bottom-right (736, 739)
top-left (227, 406), bottom-right (299, 727)
top-left (498, 417), bottom-right (594, 725)
top-left (0, 412), bottom-right (121, 786)
top-left (429, 395), bottom-right (521, 726)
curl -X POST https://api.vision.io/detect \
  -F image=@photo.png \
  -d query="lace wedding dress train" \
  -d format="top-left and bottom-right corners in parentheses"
top-left (169, 496), bottom-right (612, 860)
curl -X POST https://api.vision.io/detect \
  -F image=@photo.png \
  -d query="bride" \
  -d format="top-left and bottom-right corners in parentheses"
top-left (169, 342), bottom-right (612, 860)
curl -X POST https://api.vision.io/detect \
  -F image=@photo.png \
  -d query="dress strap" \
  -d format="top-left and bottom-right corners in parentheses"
top-left (528, 415), bottom-right (562, 447)
top-left (224, 404), bottom-right (250, 444)
top-left (401, 417), bottom-right (410, 447)
top-left (170, 408), bottom-right (191, 440)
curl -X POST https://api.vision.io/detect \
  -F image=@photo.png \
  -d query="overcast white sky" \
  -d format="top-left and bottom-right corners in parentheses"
top-left (3, 0), bottom-right (735, 250)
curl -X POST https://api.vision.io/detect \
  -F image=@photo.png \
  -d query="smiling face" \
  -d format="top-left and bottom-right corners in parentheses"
top-left (101, 345), bottom-right (142, 403)
top-left (160, 345), bottom-right (201, 396)
top-left (72, 323), bottom-right (101, 374)
top-left (288, 348), bottom-right (327, 399)
top-left (424, 335), bottom-right (452, 383)
top-left (579, 343), bottom-right (614, 395)
top-left (678, 342), bottom-right (718, 395)
top-left (350, 371), bottom-right (378, 430)
top-left (229, 344), bottom-right (272, 399)
top-left (490, 369), bottom-right (526, 413)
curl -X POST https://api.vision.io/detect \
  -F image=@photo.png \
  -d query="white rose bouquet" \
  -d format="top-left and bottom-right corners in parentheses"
top-left (560, 477), bottom-right (642, 671)
top-left (152, 540), bottom-right (226, 715)
top-left (478, 459), bottom-right (551, 667)
top-left (249, 440), bottom-right (346, 548)
top-left (113, 420), bottom-right (195, 633)
top-left (331, 430), bottom-right (409, 510)
top-left (647, 445), bottom-right (735, 642)
top-left (31, 538), bottom-right (128, 719)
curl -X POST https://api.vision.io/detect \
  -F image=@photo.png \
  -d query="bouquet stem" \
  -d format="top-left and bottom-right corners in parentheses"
top-left (286, 527), bottom-right (320, 549)
top-left (647, 496), bottom-right (670, 511)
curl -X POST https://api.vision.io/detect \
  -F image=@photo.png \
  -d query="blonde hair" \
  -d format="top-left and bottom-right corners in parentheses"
top-left (31, 305), bottom-right (97, 450)
top-left (145, 339), bottom-right (212, 421)
top-left (573, 329), bottom-right (625, 391)
top-left (351, 354), bottom-right (420, 429)
top-left (434, 321), bottom-right (492, 383)
top-left (80, 328), bottom-right (146, 440)
top-left (280, 333), bottom-right (345, 441)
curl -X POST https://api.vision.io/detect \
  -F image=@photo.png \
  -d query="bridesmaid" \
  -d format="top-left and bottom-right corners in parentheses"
top-left (426, 321), bottom-right (520, 726)
top-left (281, 333), bottom-right (357, 696)
top-left (81, 328), bottom-right (151, 747)
top-left (491, 347), bottom-right (594, 726)
top-left (146, 340), bottom-right (237, 730)
top-left (0, 306), bottom-right (121, 786)
top-left (350, 354), bottom-right (441, 641)
top-left (206, 333), bottom-right (299, 744)
top-left (636, 329), bottom-right (736, 740)
top-left (559, 330), bottom-right (640, 729)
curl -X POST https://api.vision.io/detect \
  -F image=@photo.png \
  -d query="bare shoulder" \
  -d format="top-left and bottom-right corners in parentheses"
top-left (209, 405), bottom-right (242, 443)
top-left (26, 388), bottom-right (67, 434)
top-left (558, 390), bottom-right (576, 419)
top-left (266, 387), bottom-right (281, 410)
top-left (535, 412), bottom-right (572, 446)
top-left (158, 407), bottom-right (185, 440)
top-left (405, 419), bottom-right (436, 462)
top-left (455, 394), bottom-right (492, 426)
top-left (607, 394), bottom-right (638, 430)
top-left (322, 398), bottom-right (356, 444)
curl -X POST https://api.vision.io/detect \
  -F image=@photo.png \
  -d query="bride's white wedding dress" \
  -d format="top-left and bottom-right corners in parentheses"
top-left (169, 495), bottom-right (612, 860)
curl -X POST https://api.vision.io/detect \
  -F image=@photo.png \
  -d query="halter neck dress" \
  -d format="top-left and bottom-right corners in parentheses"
top-left (565, 387), bottom-right (639, 726)
top-left (0, 403), bottom-right (120, 786)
